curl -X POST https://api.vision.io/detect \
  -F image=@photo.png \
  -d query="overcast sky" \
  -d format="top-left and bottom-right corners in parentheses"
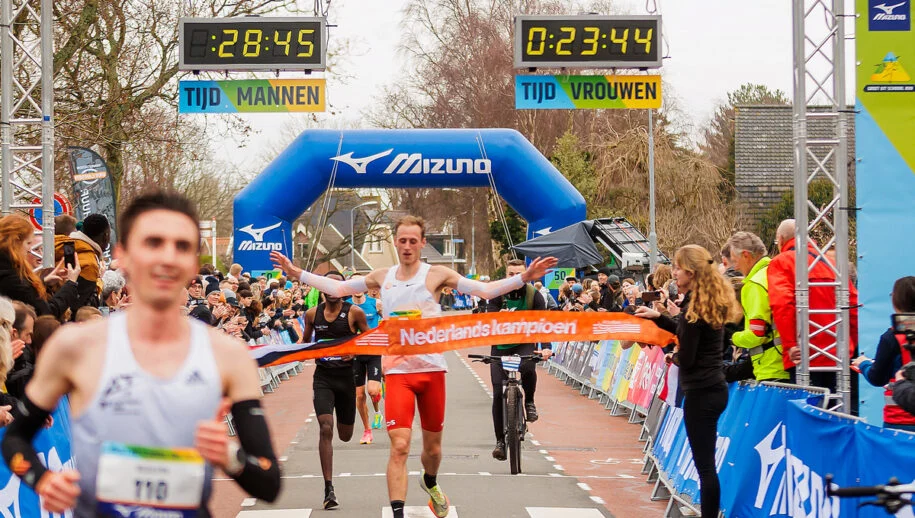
top-left (206, 0), bottom-right (856, 172)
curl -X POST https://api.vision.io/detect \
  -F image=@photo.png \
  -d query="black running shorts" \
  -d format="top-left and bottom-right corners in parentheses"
top-left (313, 365), bottom-right (356, 425)
top-left (352, 355), bottom-right (382, 387)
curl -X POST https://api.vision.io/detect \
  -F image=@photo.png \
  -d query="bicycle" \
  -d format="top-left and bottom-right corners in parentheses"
top-left (826, 474), bottom-right (915, 514)
top-left (467, 353), bottom-right (544, 474)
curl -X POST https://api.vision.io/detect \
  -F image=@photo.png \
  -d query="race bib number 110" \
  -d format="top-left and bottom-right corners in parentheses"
top-left (96, 442), bottom-right (205, 518)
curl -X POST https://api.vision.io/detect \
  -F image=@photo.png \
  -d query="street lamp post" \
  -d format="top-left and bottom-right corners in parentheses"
top-left (351, 200), bottom-right (377, 272)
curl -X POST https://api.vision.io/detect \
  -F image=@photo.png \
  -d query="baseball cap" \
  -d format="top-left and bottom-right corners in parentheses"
top-left (598, 267), bottom-right (613, 276)
top-left (607, 274), bottom-right (621, 287)
top-left (225, 296), bottom-right (240, 308)
top-left (565, 276), bottom-right (578, 283)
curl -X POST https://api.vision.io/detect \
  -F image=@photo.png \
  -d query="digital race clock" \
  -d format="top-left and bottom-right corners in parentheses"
top-left (179, 17), bottom-right (327, 71)
top-left (514, 15), bottom-right (661, 69)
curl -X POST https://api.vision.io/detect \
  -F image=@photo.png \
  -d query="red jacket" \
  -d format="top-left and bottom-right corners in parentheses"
top-left (768, 238), bottom-right (858, 369)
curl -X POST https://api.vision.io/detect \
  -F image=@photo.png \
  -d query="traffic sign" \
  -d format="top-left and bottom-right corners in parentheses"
top-left (28, 193), bottom-right (73, 231)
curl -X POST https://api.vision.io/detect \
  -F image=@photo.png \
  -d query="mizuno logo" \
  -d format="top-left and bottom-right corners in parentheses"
top-left (330, 150), bottom-right (491, 175)
top-left (330, 149), bottom-right (393, 174)
top-left (875, 1), bottom-right (906, 14)
top-left (239, 222), bottom-right (282, 242)
top-left (238, 241), bottom-right (283, 251)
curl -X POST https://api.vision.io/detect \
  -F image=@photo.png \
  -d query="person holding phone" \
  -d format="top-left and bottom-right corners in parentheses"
top-left (633, 245), bottom-right (741, 518)
top-left (853, 277), bottom-right (915, 430)
top-left (53, 213), bottom-right (110, 309)
top-left (0, 215), bottom-right (81, 319)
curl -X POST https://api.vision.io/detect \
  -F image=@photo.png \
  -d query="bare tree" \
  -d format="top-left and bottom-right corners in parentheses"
top-left (47, 0), bottom-right (301, 201)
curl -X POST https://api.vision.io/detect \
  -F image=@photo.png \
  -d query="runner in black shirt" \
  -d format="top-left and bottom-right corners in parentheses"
top-left (302, 270), bottom-right (370, 509)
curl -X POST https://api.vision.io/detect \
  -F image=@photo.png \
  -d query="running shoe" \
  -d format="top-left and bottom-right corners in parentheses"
top-left (419, 470), bottom-right (450, 517)
top-left (372, 413), bottom-right (384, 429)
top-left (323, 485), bottom-right (338, 509)
top-left (360, 430), bottom-right (373, 444)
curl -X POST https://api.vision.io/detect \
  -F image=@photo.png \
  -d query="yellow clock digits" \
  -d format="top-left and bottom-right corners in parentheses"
top-left (218, 29), bottom-right (238, 57)
top-left (297, 29), bottom-right (315, 57)
top-left (610, 28), bottom-right (629, 54)
top-left (634, 28), bottom-right (653, 54)
top-left (274, 30), bottom-right (292, 56)
top-left (243, 29), bottom-right (263, 57)
top-left (527, 26), bottom-right (546, 55)
top-left (581, 26), bottom-right (599, 56)
top-left (555, 26), bottom-right (576, 56)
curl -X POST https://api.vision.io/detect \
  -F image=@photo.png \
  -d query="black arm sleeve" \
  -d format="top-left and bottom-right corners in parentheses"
top-left (229, 399), bottom-right (281, 502)
top-left (1, 395), bottom-right (52, 489)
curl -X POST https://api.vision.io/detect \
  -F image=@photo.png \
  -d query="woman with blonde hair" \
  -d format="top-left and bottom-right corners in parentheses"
top-left (0, 214), bottom-right (80, 318)
top-left (634, 245), bottom-right (739, 518)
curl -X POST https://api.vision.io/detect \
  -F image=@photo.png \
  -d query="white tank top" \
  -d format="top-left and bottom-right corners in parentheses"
top-left (72, 312), bottom-right (222, 516)
top-left (381, 263), bottom-right (448, 374)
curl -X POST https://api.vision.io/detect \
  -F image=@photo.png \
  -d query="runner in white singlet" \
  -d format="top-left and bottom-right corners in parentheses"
top-left (2, 191), bottom-right (282, 517)
top-left (271, 215), bottom-right (556, 518)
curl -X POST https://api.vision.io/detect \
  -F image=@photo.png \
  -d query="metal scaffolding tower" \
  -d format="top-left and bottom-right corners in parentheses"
top-left (1, 0), bottom-right (54, 266)
top-left (792, 0), bottom-right (852, 412)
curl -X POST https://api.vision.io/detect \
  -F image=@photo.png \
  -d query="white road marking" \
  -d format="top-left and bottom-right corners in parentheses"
top-left (527, 508), bottom-right (606, 517)
top-left (339, 472), bottom-right (351, 477)
top-left (305, 418), bottom-right (313, 423)
top-left (531, 439), bottom-right (541, 446)
top-left (214, 472), bottom-right (638, 482)
top-left (590, 496), bottom-right (606, 505)
top-left (240, 498), bottom-right (256, 507)
top-left (553, 464), bottom-right (564, 471)
top-left (278, 456), bottom-right (287, 462)
top-left (577, 482), bottom-right (592, 491)
top-left (544, 456), bottom-right (555, 462)
top-left (382, 506), bottom-right (459, 517)
top-left (539, 449), bottom-right (548, 454)
top-left (237, 511), bottom-right (311, 518)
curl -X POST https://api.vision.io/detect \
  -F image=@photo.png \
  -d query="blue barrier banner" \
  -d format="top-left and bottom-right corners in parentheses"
top-left (853, 421), bottom-right (915, 518)
top-left (721, 385), bottom-right (825, 517)
top-left (0, 402), bottom-right (73, 516)
top-left (784, 401), bottom-right (857, 518)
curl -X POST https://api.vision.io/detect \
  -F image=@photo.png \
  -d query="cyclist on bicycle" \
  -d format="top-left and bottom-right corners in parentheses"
top-left (485, 259), bottom-right (552, 461)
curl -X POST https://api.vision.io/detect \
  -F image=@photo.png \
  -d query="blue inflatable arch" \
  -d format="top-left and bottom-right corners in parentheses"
top-left (233, 129), bottom-right (586, 271)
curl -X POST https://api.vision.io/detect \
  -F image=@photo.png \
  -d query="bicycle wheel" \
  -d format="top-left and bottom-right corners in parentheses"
top-left (505, 384), bottom-right (522, 474)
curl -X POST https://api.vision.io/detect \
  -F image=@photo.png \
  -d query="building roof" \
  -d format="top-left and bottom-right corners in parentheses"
top-left (734, 104), bottom-right (856, 224)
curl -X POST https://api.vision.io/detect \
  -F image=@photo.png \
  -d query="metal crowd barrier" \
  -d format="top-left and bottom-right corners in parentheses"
top-left (545, 340), bottom-right (838, 518)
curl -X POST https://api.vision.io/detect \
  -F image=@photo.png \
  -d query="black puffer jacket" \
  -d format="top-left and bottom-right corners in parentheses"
top-left (0, 253), bottom-right (79, 318)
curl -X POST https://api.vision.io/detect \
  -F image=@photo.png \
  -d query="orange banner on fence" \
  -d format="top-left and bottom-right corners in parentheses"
top-left (253, 311), bottom-right (677, 367)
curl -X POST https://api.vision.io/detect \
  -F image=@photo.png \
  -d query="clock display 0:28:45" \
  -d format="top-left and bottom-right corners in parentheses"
top-left (181, 19), bottom-right (325, 70)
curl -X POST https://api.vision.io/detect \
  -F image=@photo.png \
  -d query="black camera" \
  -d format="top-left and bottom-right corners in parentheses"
top-left (892, 314), bottom-right (915, 380)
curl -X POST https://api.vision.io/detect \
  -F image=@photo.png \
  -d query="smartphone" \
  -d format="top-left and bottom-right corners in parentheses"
top-left (641, 291), bottom-right (662, 303)
top-left (63, 242), bottom-right (76, 269)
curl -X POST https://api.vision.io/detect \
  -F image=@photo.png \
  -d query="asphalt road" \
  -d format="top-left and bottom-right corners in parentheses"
top-left (237, 351), bottom-right (613, 518)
